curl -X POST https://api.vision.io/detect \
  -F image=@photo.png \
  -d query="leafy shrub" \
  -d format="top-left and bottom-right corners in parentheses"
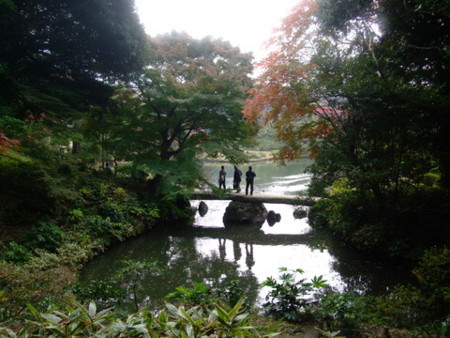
top-left (68, 208), bottom-right (84, 220)
top-left (0, 299), bottom-right (266, 337)
top-left (0, 261), bottom-right (75, 315)
top-left (422, 172), bottom-right (440, 187)
top-left (56, 242), bottom-right (93, 268)
top-left (113, 260), bottom-right (163, 311)
top-left (214, 279), bottom-right (248, 309)
top-left (99, 203), bottom-right (127, 223)
top-left (25, 249), bottom-right (61, 270)
top-left (412, 247), bottom-right (450, 332)
top-left (0, 242), bottom-right (33, 263)
top-left (72, 280), bottom-right (125, 307)
top-left (0, 116), bottom-right (25, 138)
top-left (110, 187), bottom-right (131, 203)
top-left (414, 246), bottom-right (450, 291)
top-left (313, 292), bottom-right (366, 335)
top-left (166, 281), bottom-right (212, 307)
top-left (366, 285), bottom-right (428, 329)
top-left (261, 267), bottom-right (328, 323)
top-left (85, 215), bottom-right (120, 242)
top-left (25, 221), bottom-right (64, 252)
top-left (361, 247), bottom-right (450, 335)
top-left (128, 204), bottom-right (160, 221)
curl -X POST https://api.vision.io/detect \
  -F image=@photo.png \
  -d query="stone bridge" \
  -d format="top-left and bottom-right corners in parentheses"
top-left (191, 191), bottom-right (318, 206)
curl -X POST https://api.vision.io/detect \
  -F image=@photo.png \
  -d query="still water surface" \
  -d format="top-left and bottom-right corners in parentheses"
top-left (79, 160), bottom-right (412, 309)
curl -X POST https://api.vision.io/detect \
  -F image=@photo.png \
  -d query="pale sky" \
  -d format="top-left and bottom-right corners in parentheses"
top-left (134, 0), bottom-right (300, 62)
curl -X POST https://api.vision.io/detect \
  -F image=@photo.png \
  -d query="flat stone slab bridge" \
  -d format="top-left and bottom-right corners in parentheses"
top-left (192, 190), bottom-right (318, 206)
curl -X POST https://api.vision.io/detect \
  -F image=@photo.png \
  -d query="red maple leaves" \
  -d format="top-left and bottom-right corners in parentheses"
top-left (0, 131), bottom-right (20, 154)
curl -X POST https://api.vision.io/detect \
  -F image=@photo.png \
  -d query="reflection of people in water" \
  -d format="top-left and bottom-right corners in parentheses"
top-left (233, 240), bottom-right (242, 262)
top-left (245, 243), bottom-right (255, 270)
top-left (219, 238), bottom-right (226, 261)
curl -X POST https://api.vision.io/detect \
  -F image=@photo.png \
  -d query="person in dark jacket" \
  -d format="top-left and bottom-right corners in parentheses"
top-left (233, 166), bottom-right (242, 192)
top-left (245, 166), bottom-right (256, 195)
top-left (218, 165), bottom-right (226, 189)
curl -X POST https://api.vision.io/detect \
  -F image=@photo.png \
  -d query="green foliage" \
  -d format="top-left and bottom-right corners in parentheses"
top-left (422, 172), bottom-right (440, 188)
top-left (0, 157), bottom-right (57, 229)
top-left (0, 161), bottom-right (160, 313)
top-left (111, 32), bottom-right (255, 198)
top-left (261, 267), bottom-right (328, 323)
top-left (214, 279), bottom-right (248, 309)
top-left (0, 242), bottom-right (32, 264)
top-left (24, 221), bottom-right (64, 253)
top-left (206, 298), bottom-right (257, 337)
top-left (166, 282), bottom-right (212, 307)
top-left (414, 247), bottom-right (450, 292)
top-left (313, 292), bottom-right (366, 336)
top-left (113, 260), bottom-right (163, 311)
top-left (336, 247), bottom-right (450, 335)
top-left (250, 0), bottom-right (450, 262)
top-left (309, 188), bottom-right (450, 258)
top-left (1, 0), bottom-right (147, 141)
top-left (84, 215), bottom-right (121, 241)
top-left (56, 242), bottom-right (94, 268)
top-left (167, 279), bottom-right (248, 310)
top-left (72, 280), bottom-right (125, 306)
top-left (69, 208), bottom-right (84, 220)
top-left (22, 302), bottom-right (116, 337)
top-left (0, 261), bottom-right (75, 316)
top-left (128, 204), bottom-right (160, 221)
top-left (0, 116), bottom-right (25, 138)
top-left (0, 299), bottom-right (272, 337)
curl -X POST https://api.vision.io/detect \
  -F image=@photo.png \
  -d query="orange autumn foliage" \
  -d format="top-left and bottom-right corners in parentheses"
top-left (243, 0), bottom-right (342, 161)
top-left (0, 131), bottom-right (20, 155)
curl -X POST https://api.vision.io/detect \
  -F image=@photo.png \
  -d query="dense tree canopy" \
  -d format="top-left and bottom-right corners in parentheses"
top-left (109, 33), bottom-right (255, 196)
top-left (0, 0), bottom-right (147, 145)
top-left (244, 0), bottom-right (450, 255)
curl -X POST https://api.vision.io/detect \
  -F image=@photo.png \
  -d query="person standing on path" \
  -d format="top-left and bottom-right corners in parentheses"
top-left (218, 165), bottom-right (227, 189)
top-left (245, 166), bottom-right (256, 195)
top-left (233, 165), bottom-right (242, 192)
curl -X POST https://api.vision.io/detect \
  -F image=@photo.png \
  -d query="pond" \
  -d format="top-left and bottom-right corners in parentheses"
top-left (79, 160), bottom-right (413, 311)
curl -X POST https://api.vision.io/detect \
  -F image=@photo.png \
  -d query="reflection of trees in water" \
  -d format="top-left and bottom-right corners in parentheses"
top-left (114, 232), bottom-right (259, 307)
top-left (304, 230), bottom-right (415, 295)
top-left (83, 222), bottom-right (414, 307)
top-left (245, 244), bottom-right (255, 270)
top-left (219, 238), bottom-right (226, 261)
top-left (158, 236), bottom-right (259, 306)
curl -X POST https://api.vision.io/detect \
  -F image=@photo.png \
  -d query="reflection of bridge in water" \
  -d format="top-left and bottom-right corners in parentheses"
top-left (172, 226), bottom-right (315, 246)
top-left (192, 191), bottom-right (318, 206)
top-left (170, 226), bottom-right (315, 271)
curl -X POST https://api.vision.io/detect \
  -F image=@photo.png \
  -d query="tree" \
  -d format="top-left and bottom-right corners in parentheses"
top-left (113, 33), bottom-right (255, 197)
top-left (244, 0), bottom-right (330, 162)
top-left (315, 0), bottom-right (450, 189)
top-left (244, 0), bottom-right (450, 255)
top-left (0, 0), bottom-right (147, 143)
top-left (245, 0), bottom-right (450, 195)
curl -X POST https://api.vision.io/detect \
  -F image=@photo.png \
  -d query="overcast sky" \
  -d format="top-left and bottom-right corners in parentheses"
top-left (134, 0), bottom-right (300, 61)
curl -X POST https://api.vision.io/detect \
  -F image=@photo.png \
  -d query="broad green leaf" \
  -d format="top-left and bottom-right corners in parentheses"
top-left (41, 313), bottom-right (63, 324)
